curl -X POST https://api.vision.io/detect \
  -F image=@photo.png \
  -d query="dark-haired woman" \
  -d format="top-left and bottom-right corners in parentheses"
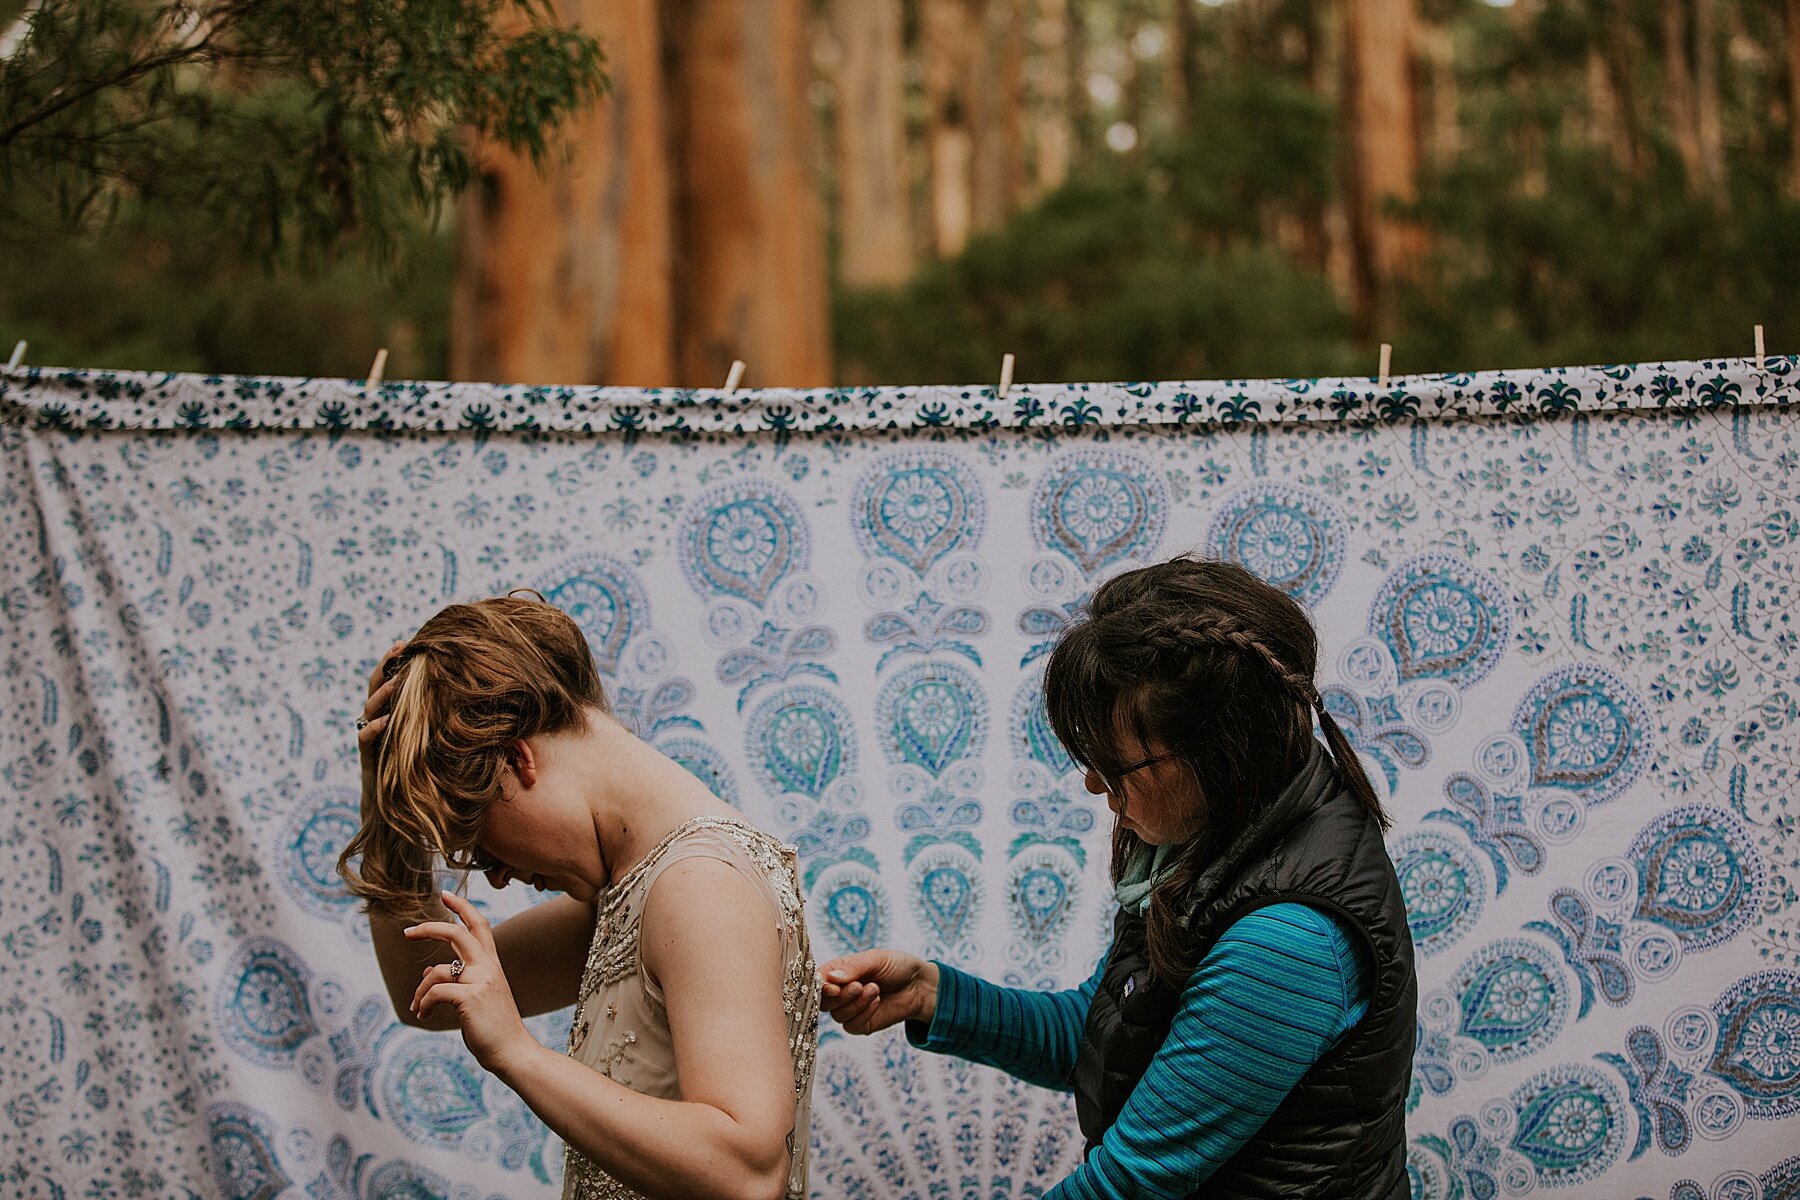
top-left (820, 557), bottom-right (1417, 1199)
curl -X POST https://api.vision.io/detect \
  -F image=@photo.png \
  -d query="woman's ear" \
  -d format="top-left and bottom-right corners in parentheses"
top-left (510, 739), bottom-right (539, 789)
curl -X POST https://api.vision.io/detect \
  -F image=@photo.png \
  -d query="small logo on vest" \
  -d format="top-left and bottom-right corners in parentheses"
top-left (1123, 972), bottom-right (1137, 999)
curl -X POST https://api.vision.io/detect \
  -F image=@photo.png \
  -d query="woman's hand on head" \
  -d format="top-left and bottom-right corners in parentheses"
top-left (405, 890), bottom-right (535, 1075)
top-left (818, 949), bottom-right (938, 1036)
top-left (357, 641), bottom-right (405, 810)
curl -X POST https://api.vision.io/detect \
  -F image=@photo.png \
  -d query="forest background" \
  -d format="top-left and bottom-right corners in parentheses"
top-left (3, 0), bottom-right (1797, 387)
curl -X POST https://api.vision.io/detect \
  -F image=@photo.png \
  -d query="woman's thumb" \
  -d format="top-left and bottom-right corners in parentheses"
top-left (821, 948), bottom-right (886, 983)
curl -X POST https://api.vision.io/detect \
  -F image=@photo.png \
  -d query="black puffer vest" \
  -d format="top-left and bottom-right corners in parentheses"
top-left (1071, 758), bottom-right (1417, 1199)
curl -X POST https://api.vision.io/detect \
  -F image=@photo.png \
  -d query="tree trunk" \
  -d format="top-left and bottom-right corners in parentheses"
top-left (452, 0), bottom-right (673, 385)
top-left (1029, 0), bottom-right (1074, 198)
top-left (1420, 19), bottom-right (1458, 166)
top-left (834, 0), bottom-right (913, 287)
top-left (1600, 7), bottom-right (1644, 177)
top-left (923, 0), bottom-right (975, 255)
top-left (1067, 0), bottom-right (1094, 170)
top-left (1789, 0), bottom-right (1800, 197)
top-left (970, 0), bottom-right (1026, 232)
top-left (1167, 0), bottom-right (1200, 130)
top-left (1693, 0), bottom-right (1725, 196)
top-left (1340, 0), bottom-right (1426, 331)
top-left (665, 0), bottom-right (832, 387)
top-left (1662, 0), bottom-right (1704, 189)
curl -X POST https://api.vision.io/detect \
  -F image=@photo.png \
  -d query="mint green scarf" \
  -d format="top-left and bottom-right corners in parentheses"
top-left (1113, 840), bottom-right (1180, 913)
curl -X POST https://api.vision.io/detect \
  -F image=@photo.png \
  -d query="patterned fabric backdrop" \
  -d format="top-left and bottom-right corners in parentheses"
top-left (2, 361), bottom-right (1797, 1200)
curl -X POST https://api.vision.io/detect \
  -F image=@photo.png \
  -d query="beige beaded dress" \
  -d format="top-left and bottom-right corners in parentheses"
top-left (560, 816), bottom-right (818, 1200)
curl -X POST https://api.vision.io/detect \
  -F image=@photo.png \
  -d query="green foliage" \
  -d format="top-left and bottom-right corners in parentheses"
top-left (840, 0), bottom-right (1800, 385)
top-left (1403, 142), bottom-right (1800, 370)
top-left (0, 0), bottom-right (606, 273)
top-left (2, 206), bottom-right (454, 377)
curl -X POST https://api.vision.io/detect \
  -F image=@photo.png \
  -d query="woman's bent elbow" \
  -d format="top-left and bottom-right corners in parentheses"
top-left (728, 1134), bottom-right (792, 1200)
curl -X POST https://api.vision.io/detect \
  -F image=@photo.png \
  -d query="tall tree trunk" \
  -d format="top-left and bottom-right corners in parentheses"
top-left (1420, 19), bottom-right (1458, 166)
top-left (923, 0), bottom-right (975, 256)
top-left (1167, 0), bottom-right (1200, 130)
top-left (665, 0), bottom-right (832, 387)
top-left (1029, 0), bottom-right (1075, 198)
top-left (1662, 0), bottom-right (1704, 188)
top-left (1600, 7), bottom-right (1644, 177)
top-left (834, 0), bottom-right (913, 286)
top-left (1789, 0), bottom-right (1800, 197)
top-left (1693, 0), bottom-right (1725, 196)
top-left (1340, 0), bottom-right (1426, 332)
top-left (1067, 0), bottom-right (1094, 170)
top-left (970, 0), bottom-right (1026, 232)
top-left (452, 0), bottom-right (673, 385)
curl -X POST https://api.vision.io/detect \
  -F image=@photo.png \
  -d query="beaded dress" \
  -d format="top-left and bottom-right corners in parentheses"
top-left (561, 816), bottom-right (817, 1200)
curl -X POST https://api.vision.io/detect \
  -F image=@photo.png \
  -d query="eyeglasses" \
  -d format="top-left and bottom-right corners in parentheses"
top-left (1099, 751), bottom-right (1178, 792)
top-left (442, 843), bottom-right (502, 873)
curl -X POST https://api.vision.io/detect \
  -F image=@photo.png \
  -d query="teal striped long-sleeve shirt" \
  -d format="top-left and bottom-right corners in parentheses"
top-left (905, 902), bottom-right (1371, 1199)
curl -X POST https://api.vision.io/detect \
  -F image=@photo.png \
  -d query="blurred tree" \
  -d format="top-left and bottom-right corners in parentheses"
top-left (1341, 0), bottom-right (1428, 330)
top-left (924, 0), bottom-right (976, 255)
top-left (0, 0), bottom-right (606, 274)
top-left (834, 0), bottom-right (913, 286)
top-left (454, 0), bottom-right (831, 388)
top-left (452, 0), bottom-right (674, 385)
top-left (665, 0), bottom-right (831, 387)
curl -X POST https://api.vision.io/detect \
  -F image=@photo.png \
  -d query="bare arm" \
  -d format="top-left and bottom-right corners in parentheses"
top-left (369, 892), bottom-right (594, 1030)
top-left (487, 857), bottom-right (796, 1200)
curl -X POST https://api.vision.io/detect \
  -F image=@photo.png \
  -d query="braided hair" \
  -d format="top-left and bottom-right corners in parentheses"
top-left (1043, 555), bottom-right (1385, 984)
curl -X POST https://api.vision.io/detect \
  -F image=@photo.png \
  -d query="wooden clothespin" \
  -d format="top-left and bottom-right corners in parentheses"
top-left (5, 340), bottom-right (25, 372)
top-left (366, 347), bottom-right (389, 391)
top-left (1754, 325), bottom-right (1765, 371)
top-left (997, 353), bottom-right (1015, 402)
top-left (1376, 343), bottom-right (1392, 390)
top-left (722, 359), bottom-right (746, 396)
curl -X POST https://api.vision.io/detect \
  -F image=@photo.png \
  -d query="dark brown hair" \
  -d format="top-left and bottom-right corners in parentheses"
top-left (1044, 555), bottom-right (1385, 984)
top-left (336, 594), bottom-right (610, 920)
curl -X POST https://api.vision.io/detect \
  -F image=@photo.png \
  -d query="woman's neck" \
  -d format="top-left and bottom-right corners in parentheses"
top-left (580, 711), bottom-right (740, 889)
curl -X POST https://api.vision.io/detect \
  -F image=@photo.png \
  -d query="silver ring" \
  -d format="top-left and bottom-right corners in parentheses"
top-left (449, 958), bottom-right (465, 981)
top-left (354, 717), bottom-right (370, 731)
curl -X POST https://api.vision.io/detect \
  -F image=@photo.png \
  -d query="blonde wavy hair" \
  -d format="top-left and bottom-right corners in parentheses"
top-left (337, 593), bottom-right (610, 919)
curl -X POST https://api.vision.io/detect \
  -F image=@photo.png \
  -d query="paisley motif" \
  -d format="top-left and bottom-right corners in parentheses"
top-left (679, 481), bottom-right (809, 605)
top-left (1369, 552), bottom-right (1511, 689)
top-left (1511, 664), bottom-right (1650, 805)
top-left (536, 551), bottom-right (650, 675)
top-left (853, 450), bottom-right (986, 576)
top-left (1206, 481), bottom-right (1346, 606)
top-left (746, 685), bottom-right (856, 799)
top-left (1029, 449), bottom-right (1167, 575)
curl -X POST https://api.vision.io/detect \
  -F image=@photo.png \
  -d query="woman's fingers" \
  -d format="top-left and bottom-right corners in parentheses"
top-left (440, 890), bottom-right (498, 954)
top-left (821, 979), bottom-right (871, 1013)
top-left (367, 641), bottom-right (407, 692)
top-left (824, 982), bottom-right (883, 1030)
top-left (819, 949), bottom-right (893, 988)
top-left (414, 981), bottom-right (460, 1021)
top-left (844, 993), bottom-right (883, 1035)
top-left (403, 918), bottom-right (480, 962)
top-left (356, 713), bottom-right (390, 751)
top-left (362, 675), bottom-right (398, 720)
top-left (411, 961), bottom-right (457, 1015)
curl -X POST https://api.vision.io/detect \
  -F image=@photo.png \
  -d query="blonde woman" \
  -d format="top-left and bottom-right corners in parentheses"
top-left (338, 595), bottom-right (816, 1200)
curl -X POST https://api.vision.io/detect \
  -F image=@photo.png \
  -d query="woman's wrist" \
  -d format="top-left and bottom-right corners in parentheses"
top-left (916, 960), bottom-right (941, 1026)
top-left (487, 1025), bottom-right (551, 1088)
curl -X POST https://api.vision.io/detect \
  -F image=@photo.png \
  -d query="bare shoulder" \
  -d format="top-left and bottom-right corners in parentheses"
top-left (640, 856), bottom-right (783, 977)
